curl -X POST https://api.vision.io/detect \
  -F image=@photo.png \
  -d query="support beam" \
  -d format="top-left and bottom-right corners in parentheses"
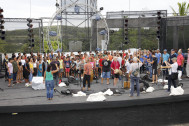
top-left (97, 16), bottom-right (189, 29)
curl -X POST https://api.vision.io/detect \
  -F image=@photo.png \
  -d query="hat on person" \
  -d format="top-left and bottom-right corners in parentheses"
top-left (171, 57), bottom-right (177, 61)
top-left (164, 49), bottom-right (167, 52)
top-left (171, 49), bottom-right (174, 52)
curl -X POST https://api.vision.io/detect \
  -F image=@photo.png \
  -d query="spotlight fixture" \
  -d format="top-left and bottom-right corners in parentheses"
top-left (55, 3), bottom-right (59, 7)
top-left (124, 17), bottom-right (129, 44)
top-left (100, 7), bottom-right (104, 11)
top-left (0, 8), bottom-right (3, 13)
top-left (27, 18), bottom-right (34, 47)
top-left (156, 11), bottom-right (161, 39)
top-left (0, 7), bottom-right (5, 40)
top-left (110, 30), bottom-right (114, 34)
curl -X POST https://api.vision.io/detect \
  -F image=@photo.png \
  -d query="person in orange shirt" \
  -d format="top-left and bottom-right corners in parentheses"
top-left (108, 52), bottom-right (113, 61)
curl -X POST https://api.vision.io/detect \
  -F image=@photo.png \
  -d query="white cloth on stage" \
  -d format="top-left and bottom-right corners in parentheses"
top-left (103, 89), bottom-right (113, 96)
top-left (163, 85), bottom-right (168, 90)
top-left (72, 91), bottom-right (86, 97)
top-left (58, 82), bottom-right (66, 87)
top-left (170, 86), bottom-right (184, 96)
top-left (86, 92), bottom-right (106, 102)
top-left (158, 79), bottom-right (168, 83)
top-left (32, 77), bottom-right (45, 90)
top-left (146, 87), bottom-right (155, 93)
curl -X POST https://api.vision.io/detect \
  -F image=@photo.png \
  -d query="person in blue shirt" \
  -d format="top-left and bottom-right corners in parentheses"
top-left (155, 49), bottom-right (161, 64)
top-left (139, 52), bottom-right (145, 73)
top-left (162, 49), bottom-right (170, 77)
top-left (155, 49), bottom-right (162, 76)
top-left (147, 51), bottom-right (153, 78)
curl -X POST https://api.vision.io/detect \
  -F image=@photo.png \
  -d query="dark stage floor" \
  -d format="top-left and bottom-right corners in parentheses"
top-left (0, 76), bottom-right (189, 108)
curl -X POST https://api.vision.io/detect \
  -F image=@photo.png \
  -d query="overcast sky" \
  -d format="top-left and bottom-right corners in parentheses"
top-left (0, 0), bottom-right (188, 18)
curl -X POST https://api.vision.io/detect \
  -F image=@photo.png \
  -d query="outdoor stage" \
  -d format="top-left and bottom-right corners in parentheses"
top-left (0, 77), bottom-right (189, 126)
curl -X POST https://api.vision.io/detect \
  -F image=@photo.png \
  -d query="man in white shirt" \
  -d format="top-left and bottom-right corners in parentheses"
top-left (117, 54), bottom-right (122, 69)
top-left (186, 48), bottom-right (189, 78)
top-left (129, 57), bottom-right (143, 97)
top-left (161, 57), bottom-right (178, 92)
top-left (124, 59), bottom-right (132, 82)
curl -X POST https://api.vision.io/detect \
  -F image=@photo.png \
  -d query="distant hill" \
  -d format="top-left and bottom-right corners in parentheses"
top-left (0, 25), bottom-right (91, 53)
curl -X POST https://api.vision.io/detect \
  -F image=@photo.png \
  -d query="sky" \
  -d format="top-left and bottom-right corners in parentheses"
top-left (0, 0), bottom-right (188, 18)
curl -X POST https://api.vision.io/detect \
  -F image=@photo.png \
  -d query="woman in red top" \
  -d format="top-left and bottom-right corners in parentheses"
top-left (111, 57), bottom-right (120, 86)
top-left (99, 55), bottom-right (104, 76)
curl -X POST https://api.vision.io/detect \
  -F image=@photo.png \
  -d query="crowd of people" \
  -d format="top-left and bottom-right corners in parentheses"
top-left (3, 48), bottom-right (189, 99)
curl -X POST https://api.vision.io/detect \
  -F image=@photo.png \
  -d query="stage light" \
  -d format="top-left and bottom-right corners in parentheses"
top-left (28, 28), bottom-right (33, 32)
top-left (124, 41), bottom-right (129, 44)
top-left (0, 14), bottom-right (3, 18)
top-left (157, 21), bottom-right (161, 25)
top-left (28, 33), bottom-right (34, 38)
top-left (158, 16), bottom-right (161, 20)
top-left (0, 25), bottom-right (4, 29)
top-left (0, 19), bottom-right (4, 24)
top-left (27, 18), bottom-right (34, 48)
top-left (110, 30), bottom-right (114, 34)
top-left (55, 3), bottom-right (59, 7)
top-left (100, 7), bottom-right (104, 10)
top-left (0, 8), bottom-right (3, 13)
top-left (1, 31), bottom-right (5, 34)
top-left (1, 36), bottom-right (5, 40)
top-left (27, 18), bottom-right (32, 23)
top-left (27, 23), bottom-right (33, 28)
top-left (124, 17), bottom-right (129, 44)
top-left (157, 11), bottom-right (161, 16)
top-left (156, 11), bottom-right (161, 40)
top-left (0, 7), bottom-right (5, 40)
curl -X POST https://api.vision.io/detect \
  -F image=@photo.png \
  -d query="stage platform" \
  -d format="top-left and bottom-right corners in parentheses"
top-left (0, 77), bottom-right (189, 126)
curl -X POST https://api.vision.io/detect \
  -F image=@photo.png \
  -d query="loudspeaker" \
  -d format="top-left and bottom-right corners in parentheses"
top-left (0, 54), bottom-right (2, 71)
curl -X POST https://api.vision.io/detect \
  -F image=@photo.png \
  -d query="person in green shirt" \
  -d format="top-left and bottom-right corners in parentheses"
top-left (43, 64), bottom-right (59, 100)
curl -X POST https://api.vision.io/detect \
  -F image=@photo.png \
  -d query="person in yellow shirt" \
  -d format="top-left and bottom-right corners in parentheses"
top-left (47, 56), bottom-right (51, 64)
top-left (59, 57), bottom-right (64, 81)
